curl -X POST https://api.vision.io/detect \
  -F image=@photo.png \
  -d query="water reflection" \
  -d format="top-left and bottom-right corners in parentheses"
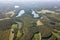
top-left (16, 9), bottom-right (39, 18)
top-left (32, 10), bottom-right (39, 18)
top-left (16, 10), bottom-right (25, 17)
top-left (14, 5), bottom-right (19, 8)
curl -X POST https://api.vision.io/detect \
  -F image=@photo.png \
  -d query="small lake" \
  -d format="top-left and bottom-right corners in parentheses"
top-left (14, 5), bottom-right (20, 8)
top-left (16, 10), bottom-right (25, 17)
top-left (32, 10), bottom-right (39, 18)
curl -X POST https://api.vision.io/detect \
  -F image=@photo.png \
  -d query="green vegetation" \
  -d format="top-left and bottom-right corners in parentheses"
top-left (0, 10), bottom-right (60, 40)
top-left (17, 31), bottom-right (21, 38)
top-left (12, 24), bottom-right (18, 29)
top-left (14, 10), bottom-right (60, 40)
top-left (33, 33), bottom-right (41, 40)
top-left (15, 12), bottom-right (39, 40)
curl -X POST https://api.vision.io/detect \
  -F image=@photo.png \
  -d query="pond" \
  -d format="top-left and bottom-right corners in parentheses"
top-left (32, 10), bottom-right (39, 18)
